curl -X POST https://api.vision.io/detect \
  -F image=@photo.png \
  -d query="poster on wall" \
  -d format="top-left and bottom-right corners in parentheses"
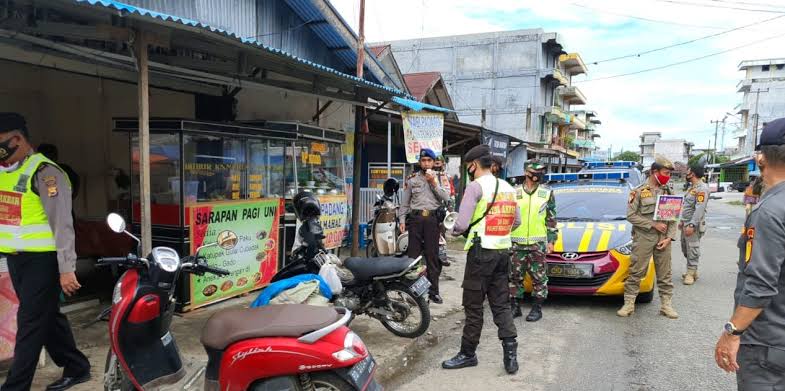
top-left (403, 112), bottom-right (444, 163)
top-left (188, 199), bottom-right (281, 309)
top-left (0, 269), bottom-right (18, 364)
top-left (318, 195), bottom-right (348, 250)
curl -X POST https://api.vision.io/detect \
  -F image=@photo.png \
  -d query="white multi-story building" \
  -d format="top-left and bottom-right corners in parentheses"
top-left (735, 58), bottom-right (785, 157)
top-left (639, 132), bottom-right (691, 167)
top-left (640, 132), bottom-right (661, 167)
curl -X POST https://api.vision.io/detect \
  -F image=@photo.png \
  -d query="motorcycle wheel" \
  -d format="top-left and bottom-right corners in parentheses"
top-left (378, 282), bottom-right (431, 338)
top-left (309, 372), bottom-right (355, 391)
top-left (103, 350), bottom-right (134, 391)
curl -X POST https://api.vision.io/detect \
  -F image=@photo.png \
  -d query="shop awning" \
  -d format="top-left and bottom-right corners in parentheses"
top-left (392, 96), bottom-right (453, 113)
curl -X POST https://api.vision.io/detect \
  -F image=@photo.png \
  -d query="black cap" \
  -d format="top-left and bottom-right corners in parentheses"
top-left (0, 113), bottom-right (27, 136)
top-left (463, 144), bottom-right (491, 162)
top-left (757, 118), bottom-right (785, 150)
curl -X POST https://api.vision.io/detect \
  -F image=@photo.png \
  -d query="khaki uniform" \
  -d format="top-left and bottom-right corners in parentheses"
top-left (624, 182), bottom-right (678, 301)
top-left (680, 180), bottom-right (709, 270)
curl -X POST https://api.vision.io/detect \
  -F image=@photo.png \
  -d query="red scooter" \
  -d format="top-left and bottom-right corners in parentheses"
top-left (99, 213), bottom-right (381, 391)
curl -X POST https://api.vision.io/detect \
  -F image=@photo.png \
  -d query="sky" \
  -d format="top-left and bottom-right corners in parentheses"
top-left (330, 0), bottom-right (785, 154)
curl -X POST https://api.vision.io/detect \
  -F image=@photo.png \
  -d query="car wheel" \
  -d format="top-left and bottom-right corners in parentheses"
top-left (636, 290), bottom-right (654, 304)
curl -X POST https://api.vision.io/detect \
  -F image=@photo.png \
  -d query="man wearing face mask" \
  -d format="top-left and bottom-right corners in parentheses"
top-left (0, 113), bottom-right (91, 391)
top-left (618, 154), bottom-right (679, 319)
top-left (443, 144), bottom-right (521, 374)
top-left (715, 118), bottom-right (785, 389)
top-left (679, 158), bottom-right (710, 285)
top-left (509, 159), bottom-right (557, 322)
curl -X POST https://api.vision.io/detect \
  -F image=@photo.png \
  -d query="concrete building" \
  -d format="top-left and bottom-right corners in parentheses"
top-left (640, 132), bottom-right (661, 167)
top-left (735, 58), bottom-right (785, 157)
top-left (377, 29), bottom-right (591, 149)
top-left (639, 132), bottom-right (691, 167)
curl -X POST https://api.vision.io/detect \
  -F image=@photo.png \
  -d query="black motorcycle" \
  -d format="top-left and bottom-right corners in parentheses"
top-left (273, 192), bottom-right (431, 339)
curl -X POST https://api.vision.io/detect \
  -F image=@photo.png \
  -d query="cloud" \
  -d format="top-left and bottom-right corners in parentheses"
top-left (330, 0), bottom-right (785, 151)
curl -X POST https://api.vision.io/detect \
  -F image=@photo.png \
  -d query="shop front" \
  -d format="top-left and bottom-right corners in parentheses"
top-left (115, 119), bottom-right (348, 311)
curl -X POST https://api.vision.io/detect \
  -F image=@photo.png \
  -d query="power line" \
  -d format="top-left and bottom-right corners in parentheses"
top-left (654, 0), bottom-right (785, 13)
top-left (570, 3), bottom-right (730, 30)
top-left (576, 32), bottom-right (785, 83)
top-left (588, 13), bottom-right (785, 65)
top-left (705, 0), bottom-right (785, 9)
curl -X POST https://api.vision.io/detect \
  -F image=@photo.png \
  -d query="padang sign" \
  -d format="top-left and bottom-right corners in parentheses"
top-left (403, 112), bottom-right (444, 163)
top-left (483, 132), bottom-right (510, 158)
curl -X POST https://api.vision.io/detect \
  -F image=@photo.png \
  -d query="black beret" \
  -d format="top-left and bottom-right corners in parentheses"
top-left (757, 118), bottom-right (785, 149)
top-left (0, 113), bottom-right (26, 134)
top-left (463, 144), bottom-right (491, 162)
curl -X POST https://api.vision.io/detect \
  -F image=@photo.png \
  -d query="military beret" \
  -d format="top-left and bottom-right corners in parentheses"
top-left (652, 154), bottom-right (674, 170)
top-left (757, 118), bottom-right (785, 149)
top-left (419, 148), bottom-right (436, 160)
top-left (525, 158), bottom-right (546, 171)
top-left (463, 144), bottom-right (491, 162)
top-left (0, 113), bottom-right (27, 135)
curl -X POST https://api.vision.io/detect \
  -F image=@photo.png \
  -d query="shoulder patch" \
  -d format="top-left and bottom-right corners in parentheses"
top-left (641, 189), bottom-right (653, 198)
top-left (697, 192), bottom-right (706, 203)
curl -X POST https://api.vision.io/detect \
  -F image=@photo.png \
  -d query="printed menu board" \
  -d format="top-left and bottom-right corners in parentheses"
top-left (188, 199), bottom-right (281, 309)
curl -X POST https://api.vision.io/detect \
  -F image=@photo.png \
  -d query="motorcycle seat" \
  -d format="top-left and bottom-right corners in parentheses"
top-left (343, 257), bottom-right (415, 281)
top-left (201, 304), bottom-right (340, 350)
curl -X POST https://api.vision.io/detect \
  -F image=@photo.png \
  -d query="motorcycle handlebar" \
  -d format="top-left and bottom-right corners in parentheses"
top-left (97, 257), bottom-right (130, 265)
top-left (202, 265), bottom-right (231, 277)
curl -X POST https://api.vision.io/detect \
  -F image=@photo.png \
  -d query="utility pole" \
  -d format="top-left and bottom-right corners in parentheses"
top-left (350, 0), bottom-right (366, 257)
top-left (710, 117), bottom-right (726, 164)
top-left (751, 88), bottom-right (769, 154)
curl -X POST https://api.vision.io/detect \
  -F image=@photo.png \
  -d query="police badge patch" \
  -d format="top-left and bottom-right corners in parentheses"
top-left (43, 176), bottom-right (58, 197)
top-left (697, 192), bottom-right (706, 203)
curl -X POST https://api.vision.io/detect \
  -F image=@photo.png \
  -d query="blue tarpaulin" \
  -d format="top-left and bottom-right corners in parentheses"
top-left (392, 96), bottom-right (453, 113)
top-left (251, 274), bottom-right (332, 308)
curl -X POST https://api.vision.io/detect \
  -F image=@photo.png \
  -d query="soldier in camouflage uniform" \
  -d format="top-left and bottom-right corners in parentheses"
top-left (509, 159), bottom-right (558, 322)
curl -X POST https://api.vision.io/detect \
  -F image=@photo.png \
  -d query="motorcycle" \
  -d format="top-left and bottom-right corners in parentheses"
top-left (98, 213), bottom-right (381, 391)
top-left (275, 192), bottom-right (432, 339)
top-left (365, 178), bottom-right (406, 257)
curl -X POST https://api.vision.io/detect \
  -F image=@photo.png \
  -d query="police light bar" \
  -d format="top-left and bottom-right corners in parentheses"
top-left (583, 161), bottom-right (637, 169)
top-left (546, 172), bottom-right (630, 182)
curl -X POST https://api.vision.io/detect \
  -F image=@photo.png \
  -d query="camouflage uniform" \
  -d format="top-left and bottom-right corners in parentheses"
top-left (510, 190), bottom-right (557, 300)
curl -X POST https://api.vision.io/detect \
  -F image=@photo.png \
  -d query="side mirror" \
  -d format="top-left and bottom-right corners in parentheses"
top-left (107, 213), bottom-right (126, 234)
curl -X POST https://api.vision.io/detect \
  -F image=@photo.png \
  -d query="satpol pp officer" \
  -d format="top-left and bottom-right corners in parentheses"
top-left (617, 155), bottom-right (679, 319)
top-left (442, 144), bottom-right (521, 374)
top-left (715, 118), bottom-right (785, 390)
top-left (680, 157), bottom-right (710, 285)
top-left (399, 148), bottom-right (451, 304)
top-left (0, 113), bottom-right (91, 391)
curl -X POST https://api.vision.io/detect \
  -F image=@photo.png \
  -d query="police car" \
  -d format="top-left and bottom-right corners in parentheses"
top-left (523, 167), bottom-right (656, 303)
top-left (580, 161), bottom-right (645, 187)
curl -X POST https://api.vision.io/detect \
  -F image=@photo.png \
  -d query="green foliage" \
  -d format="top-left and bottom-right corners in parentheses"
top-left (689, 152), bottom-right (730, 166)
top-left (613, 151), bottom-right (641, 162)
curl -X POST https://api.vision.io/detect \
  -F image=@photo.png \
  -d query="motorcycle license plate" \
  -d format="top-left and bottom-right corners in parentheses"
top-left (410, 276), bottom-right (431, 297)
top-left (343, 355), bottom-right (383, 391)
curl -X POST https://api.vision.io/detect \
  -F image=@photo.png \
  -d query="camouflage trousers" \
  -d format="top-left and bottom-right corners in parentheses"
top-left (509, 243), bottom-right (549, 301)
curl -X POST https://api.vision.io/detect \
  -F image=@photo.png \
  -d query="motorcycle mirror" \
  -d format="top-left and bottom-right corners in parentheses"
top-left (195, 242), bottom-right (218, 256)
top-left (106, 213), bottom-right (127, 234)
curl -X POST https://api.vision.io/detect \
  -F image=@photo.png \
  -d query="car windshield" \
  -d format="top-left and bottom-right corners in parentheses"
top-left (552, 186), bottom-right (629, 221)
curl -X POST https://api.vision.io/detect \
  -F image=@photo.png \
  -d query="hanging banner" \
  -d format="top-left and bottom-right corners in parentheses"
top-left (403, 112), bottom-right (444, 163)
top-left (482, 132), bottom-right (510, 158)
top-left (188, 199), bottom-right (281, 309)
top-left (318, 195), bottom-right (348, 250)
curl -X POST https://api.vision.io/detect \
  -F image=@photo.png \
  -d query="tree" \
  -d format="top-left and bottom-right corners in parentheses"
top-left (613, 151), bottom-right (641, 162)
top-left (689, 152), bottom-right (730, 166)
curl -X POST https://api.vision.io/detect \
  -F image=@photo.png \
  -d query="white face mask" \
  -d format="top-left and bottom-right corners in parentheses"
top-left (0, 161), bottom-right (20, 172)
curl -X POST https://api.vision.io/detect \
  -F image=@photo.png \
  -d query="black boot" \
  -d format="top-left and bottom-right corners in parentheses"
top-left (511, 297), bottom-right (522, 319)
top-left (502, 339), bottom-right (519, 374)
top-left (526, 303), bottom-right (543, 322)
top-left (442, 352), bottom-right (478, 370)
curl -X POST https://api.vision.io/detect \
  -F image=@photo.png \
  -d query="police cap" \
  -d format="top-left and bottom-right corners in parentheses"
top-left (651, 154), bottom-right (674, 170)
top-left (419, 148), bottom-right (436, 160)
top-left (525, 158), bottom-right (546, 171)
top-left (756, 117), bottom-right (785, 150)
top-left (0, 113), bottom-right (28, 138)
top-left (463, 144), bottom-right (491, 162)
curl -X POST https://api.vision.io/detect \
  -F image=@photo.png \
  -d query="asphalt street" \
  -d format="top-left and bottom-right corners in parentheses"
top-left (392, 192), bottom-right (747, 391)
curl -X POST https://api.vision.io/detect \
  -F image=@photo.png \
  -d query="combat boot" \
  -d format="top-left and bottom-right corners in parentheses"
top-left (682, 269), bottom-right (697, 285)
top-left (442, 352), bottom-right (478, 370)
top-left (616, 298), bottom-right (635, 317)
top-left (660, 296), bottom-right (679, 319)
top-left (510, 297), bottom-right (522, 319)
top-left (526, 301), bottom-right (543, 322)
top-left (502, 339), bottom-right (519, 374)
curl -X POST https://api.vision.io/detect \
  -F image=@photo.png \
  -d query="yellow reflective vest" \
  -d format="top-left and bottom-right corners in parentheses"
top-left (510, 184), bottom-right (551, 245)
top-left (464, 175), bottom-right (517, 250)
top-left (0, 154), bottom-right (68, 253)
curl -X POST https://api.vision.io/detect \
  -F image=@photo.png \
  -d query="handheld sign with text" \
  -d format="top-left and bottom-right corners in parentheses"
top-left (653, 195), bottom-right (684, 222)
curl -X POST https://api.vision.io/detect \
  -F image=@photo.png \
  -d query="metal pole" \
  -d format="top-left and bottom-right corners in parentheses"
top-left (351, 0), bottom-right (366, 257)
top-left (387, 113), bottom-right (391, 177)
top-left (135, 31), bottom-right (152, 255)
top-left (711, 119), bottom-right (720, 164)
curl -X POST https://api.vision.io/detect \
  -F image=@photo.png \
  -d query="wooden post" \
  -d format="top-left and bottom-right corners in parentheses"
top-left (135, 32), bottom-right (152, 254)
top-left (350, 0), bottom-right (366, 257)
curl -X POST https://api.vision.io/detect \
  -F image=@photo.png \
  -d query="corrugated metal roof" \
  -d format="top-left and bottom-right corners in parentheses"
top-left (70, 0), bottom-right (407, 97)
top-left (403, 72), bottom-right (442, 101)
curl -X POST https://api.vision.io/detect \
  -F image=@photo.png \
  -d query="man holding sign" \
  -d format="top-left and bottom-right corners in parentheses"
top-left (618, 155), bottom-right (680, 319)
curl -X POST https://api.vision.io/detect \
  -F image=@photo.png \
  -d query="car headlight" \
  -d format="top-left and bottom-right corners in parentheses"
top-left (614, 240), bottom-right (633, 255)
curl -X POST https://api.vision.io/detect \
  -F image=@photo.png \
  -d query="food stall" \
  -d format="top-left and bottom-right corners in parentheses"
top-left (113, 119), bottom-right (348, 311)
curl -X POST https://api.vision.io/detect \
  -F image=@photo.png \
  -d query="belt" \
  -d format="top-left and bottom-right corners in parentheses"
top-left (411, 209), bottom-right (437, 217)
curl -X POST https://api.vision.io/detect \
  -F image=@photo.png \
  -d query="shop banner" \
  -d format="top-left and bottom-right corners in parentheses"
top-left (189, 199), bottom-right (281, 309)
top-left (318, 195), bottom-right (348, 250)
top-left (0, 269), bottom-right (18, 364)
top-left (368, 164), bottom-right (406, 190)
top-left (403, 112), bottom-right (444, 163)
top-left (482, 132), bottom-right (510, 158)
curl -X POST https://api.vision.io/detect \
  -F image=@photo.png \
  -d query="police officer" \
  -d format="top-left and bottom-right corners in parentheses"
top-left (617, 155), bottom-right (679, 319)
top-left (0, 113), bottom-right (90, 391)
top-left (680, 158), bottom-right (710, 285)
top-left (442, 144), bottom-right (521, 374)
top-left (715, 118), bottom-right (785, 389)
top-left (400, 148), bottom-right (451, 303)
top-left (509, 159), bottom-right (557, 322)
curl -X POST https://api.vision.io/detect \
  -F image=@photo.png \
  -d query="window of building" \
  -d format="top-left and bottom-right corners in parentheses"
top-left (762, 65), bottom-right (770, 72)
top-left (131, 133), bottom-right (181, 225)
top-left (777, 64), bottom-right (784, 70)
top-left (183, 135), bottom-right (247, 202)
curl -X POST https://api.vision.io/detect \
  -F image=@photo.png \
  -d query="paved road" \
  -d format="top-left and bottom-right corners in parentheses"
top-left (391, 196), bottom-right (747, 391)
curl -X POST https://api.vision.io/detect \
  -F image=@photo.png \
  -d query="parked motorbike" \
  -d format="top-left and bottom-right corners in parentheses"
top-left (98, 213), bottom-right (381, 391)
top-left (275, 192), bottom-right (432, 339)
top-left (365, 178), bottom-right (405, 257)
